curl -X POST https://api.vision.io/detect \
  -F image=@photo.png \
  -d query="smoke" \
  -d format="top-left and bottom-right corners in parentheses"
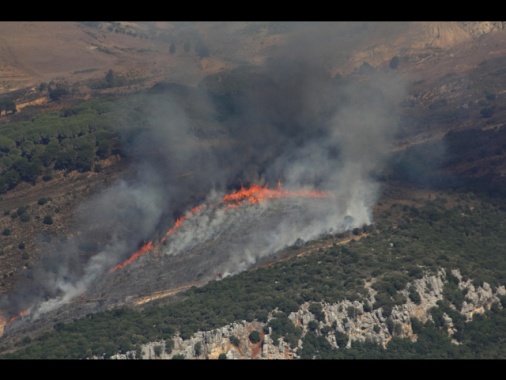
top-left (155, 24), bottom-right (407, 277)
top-left (168, 70), bottom-right (406, 276)
top-left (1, 22), bottom-right (407, 321)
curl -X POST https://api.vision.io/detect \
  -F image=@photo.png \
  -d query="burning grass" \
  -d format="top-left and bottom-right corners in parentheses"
top-left (109, 183), bottom-right (330, 273)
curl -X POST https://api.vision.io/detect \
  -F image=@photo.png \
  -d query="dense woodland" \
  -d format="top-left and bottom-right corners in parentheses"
top-left (0, 98), bottom-right (120, 192)
top-left (0, 70), bottom-right (150, 194)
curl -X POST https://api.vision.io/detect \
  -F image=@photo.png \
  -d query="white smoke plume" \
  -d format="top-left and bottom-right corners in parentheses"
top-left (1, 22), bottom-right (407, 322)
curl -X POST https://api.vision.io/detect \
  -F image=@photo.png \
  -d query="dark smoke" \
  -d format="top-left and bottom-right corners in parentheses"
top-left (1, 22), bottom-right (407, 319)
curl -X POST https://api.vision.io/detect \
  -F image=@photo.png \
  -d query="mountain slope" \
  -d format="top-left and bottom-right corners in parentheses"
top-left (2, 21), bottom-right (506, 358)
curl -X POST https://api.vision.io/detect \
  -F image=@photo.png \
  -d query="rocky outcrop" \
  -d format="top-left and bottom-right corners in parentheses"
top-left (460, 22), bottom-right (506, 38)
top-left (103, 268), bottom-right (505, 359)
top-left (345, 22), bottom-right (506, 75)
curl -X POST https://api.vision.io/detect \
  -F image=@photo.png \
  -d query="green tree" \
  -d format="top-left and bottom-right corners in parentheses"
top-left (194, 342), bottom-right (202, 357)
top-left (38, 198), bottom-right (49, 205)
top-left (0, 100), bottom-right (16, 114)
top-left (19, 213), bottom-right (30, 223)
top-left (195, 41), bottom-right (210, 58)
top-left (307, 320), bottom-right (319, 332)
top-left (95, 131), bottom-right (114, 159)
top-left (153, 344), bottom-right (163, 357)
top-left (0, 136), bottom-right (16, 153)
top-left (308, 303), bottom-right (325, 322)
top-left (229, 335), bottom-right (240, 347)
top-left (389, 56), bottom-right (400, 69)
top-left (480, 107), bottom-right (494, 118)
top-left (300, 333), bottom-right (335, 359)
top-left (105, 69), bottom-right (115, 88)
top-left (12, 157), bottom-right (41, 185)
top-left (2, 169), bottom-right (20, 191)
top-left (408, 286), bottom-right (422, 305)
top-left (49, 87), bottom-right (68, 101)
top-left (248, 330), bottom-right (261, 344)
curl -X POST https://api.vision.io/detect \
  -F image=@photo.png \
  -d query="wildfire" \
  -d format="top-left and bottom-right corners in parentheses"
top-left (161, 205), bottom-right (205, 243)
top-left (0, 308), bottom-right (29, 336)
top-left (0, 183), bottom-right (330, 336)
top-left (109, 241), bottom-right (154, 272)
top-left (164, 216), bottom-right (187, 237)
top-left (109, 183), bottom-right (328, 272)
top-left (222, 183), bottom-right (327, 207)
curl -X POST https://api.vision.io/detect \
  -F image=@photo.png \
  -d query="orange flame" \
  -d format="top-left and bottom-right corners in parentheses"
top-left (0, 183), bottom-right (330, 330)
top-left (222, 183), bottom-right (327, 207)
top-left (109, 183), bottom-right (328, 272)
top-left (109, 241), bottom-right (154, 272)
top-left (0, 308), bottom-right (30, 336)
top-left (161, 205), bottom-right (206, 243)
top-left (165, 216), bottom-right (188, 236)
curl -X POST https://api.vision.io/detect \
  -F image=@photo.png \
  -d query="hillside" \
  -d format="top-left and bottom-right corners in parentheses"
top-left (1, 21), bottom-right (506, 359)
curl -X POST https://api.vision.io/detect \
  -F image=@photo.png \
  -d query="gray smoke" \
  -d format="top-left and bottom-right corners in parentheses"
top-left (160, 71), bottom-right (406, 277)
top-left (1, 22), bottom-right (407, 319)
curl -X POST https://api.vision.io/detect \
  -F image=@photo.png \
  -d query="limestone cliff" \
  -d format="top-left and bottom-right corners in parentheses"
top-left (342, 21), bottom-right (506, 74)
top-left (106, 268), bottom-right (505, 359)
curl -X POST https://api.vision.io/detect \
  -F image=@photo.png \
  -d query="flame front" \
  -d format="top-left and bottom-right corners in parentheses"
top-left (222, 183), bottom-right (327, 207)
top-left (108, 183), bottom-right (328, 272)
top-left (0, 308), bottom-right (29, 336)
top-left (109, 241), bottom-right (154, 272)
top-left (0, 183), bottom-right (329, 334)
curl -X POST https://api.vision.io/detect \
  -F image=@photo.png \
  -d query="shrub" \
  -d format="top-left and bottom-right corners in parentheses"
top-left (389, 56), bottom-right (400, 69)
top-left (408, 287), bottom-right (422, 305)
top-left (248, 330), bottom-right (261, 344)
top-left (37, 198), bottom-right (49, 205)
top-left (229, 335), bottom-right (240, 347)
top-left (307, 320), bottom-right (319, 332)
top-left (308, 303), bottom-right (325, 322)
top-left (194, 342), bottom-right (202, 357)
top-left (49, 87), bottom-right (68, 101)
top-left (43, 215), bottom-right (53, 225)
top-left (334, 330), bottom-right (349, 348)
top-left (480, 107), bottom-right (494, 118)
top-left (2, 228), bottom-right (11, 236)
top-left (16, 206), bottom-right (29, 216)
top-left (153, 345), bottom-right (163, 357)
top-left (19, 213), bottom-right (30, 222)
top-left (484, 91), bottom-right (496, 101)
